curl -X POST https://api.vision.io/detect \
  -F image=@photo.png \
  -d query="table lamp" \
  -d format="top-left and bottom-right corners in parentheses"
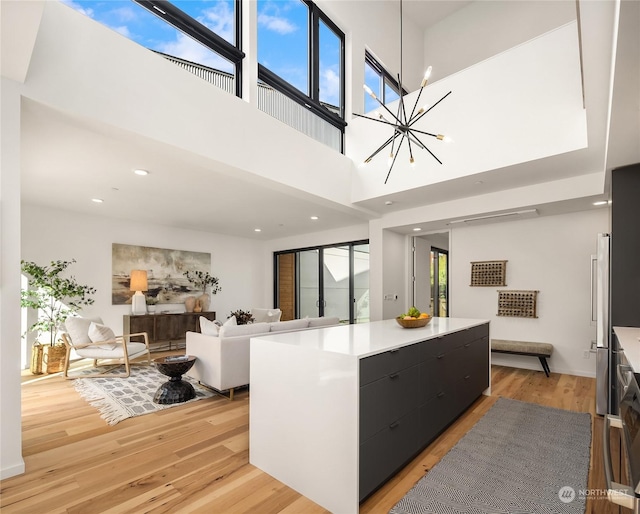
top-left (130, 270), bottom-right (148, 315)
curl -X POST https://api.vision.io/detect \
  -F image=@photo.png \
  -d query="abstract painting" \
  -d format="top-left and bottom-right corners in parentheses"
top-left (112, 243), bottom-right (211, 305)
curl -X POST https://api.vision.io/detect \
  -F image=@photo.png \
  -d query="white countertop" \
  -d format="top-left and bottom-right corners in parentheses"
top-left (252, 317), bottom-right (489, 359)
top-left (613, 326), bottom-right (640, 373)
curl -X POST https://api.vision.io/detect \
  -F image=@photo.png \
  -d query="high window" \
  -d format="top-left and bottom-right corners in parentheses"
top-left (257, 0), bottom-right (346, 151)
top-left (69, 1), bottom-right (244, 97)
top-left (364, 51), bottom-right (404, 113)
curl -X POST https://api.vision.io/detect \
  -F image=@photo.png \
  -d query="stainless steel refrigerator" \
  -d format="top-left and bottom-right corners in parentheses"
top-left (593, 232), bottom-right (614, 415)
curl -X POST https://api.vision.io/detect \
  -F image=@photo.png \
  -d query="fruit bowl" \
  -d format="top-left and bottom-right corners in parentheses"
top-left (395, 316), bottom-right (432, 328)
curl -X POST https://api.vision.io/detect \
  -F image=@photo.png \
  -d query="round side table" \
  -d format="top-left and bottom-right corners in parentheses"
top-left (152, 355), bottom-right (197, 404)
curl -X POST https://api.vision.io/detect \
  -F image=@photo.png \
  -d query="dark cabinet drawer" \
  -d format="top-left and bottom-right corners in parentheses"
top-left (360, 364), bottom-right (421, 441)
top-left (460, 336), bottom-right (489, 379)
top-left (359, 409), bottom-right (421, 501)
top-left (360, 343), bottom-right (422, 386)
top-left (419, 389), bottom-right (457, 443)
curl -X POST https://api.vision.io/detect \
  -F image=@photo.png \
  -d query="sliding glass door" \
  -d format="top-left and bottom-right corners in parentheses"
top-left (275, 241), bottom-right (369, 324)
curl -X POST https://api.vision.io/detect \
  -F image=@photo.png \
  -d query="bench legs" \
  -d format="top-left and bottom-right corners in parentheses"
top-left (538, 356), bottom-right (551, 377)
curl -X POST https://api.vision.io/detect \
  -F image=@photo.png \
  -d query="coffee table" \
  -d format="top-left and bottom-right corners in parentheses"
top-left (152, 355), bottom-right (197, 404)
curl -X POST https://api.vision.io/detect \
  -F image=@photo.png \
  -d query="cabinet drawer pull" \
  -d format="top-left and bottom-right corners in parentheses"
top-left (437, 392), bottom-right (445, 398)
top-left (437, 354), bottom-right (445, 359)
top-left (464, 343), bottom-right (471, 348)
top-left (464, 374), bottom-right (471, 380)
top-left (389, 373), bottom-right (400, 379)
top-left (389, 421), bottom-right (400, 429)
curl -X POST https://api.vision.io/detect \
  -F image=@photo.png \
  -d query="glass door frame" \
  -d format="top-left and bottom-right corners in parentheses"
top-left (274, 239), bottom-right (369, 324)
top-left (431, 246), bottom-right (449, 317)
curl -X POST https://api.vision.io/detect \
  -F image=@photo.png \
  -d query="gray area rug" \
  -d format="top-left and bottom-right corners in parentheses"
top-left (73, 365), bottom-right (216, 425)
top-left (390, 398), bottom-right (592, 514)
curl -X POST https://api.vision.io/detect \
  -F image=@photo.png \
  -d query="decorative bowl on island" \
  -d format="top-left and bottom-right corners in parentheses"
top-left (395, 316), bottom-right (432, 329)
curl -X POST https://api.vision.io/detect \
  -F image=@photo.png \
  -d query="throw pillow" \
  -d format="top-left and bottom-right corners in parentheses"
top-left (252, 308), bottom-right (282, 323)
top-left (88, 322), bottom-right (118, 350)
top-left (200, 316), bottom-right (219, 336)
top-left (64, 316), bottom-right (104, 346)
top-left (224, 315), bottom-right (237, 327)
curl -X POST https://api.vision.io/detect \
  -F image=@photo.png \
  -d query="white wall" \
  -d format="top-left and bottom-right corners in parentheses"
top-left (423, 1), bottom-right (576, 79)
top-left (450, 208), bottom-right (609, 377)
top-left (21, 204), bottom-right (266, 354)
top-left (382, 229), bottom-right (408, 320)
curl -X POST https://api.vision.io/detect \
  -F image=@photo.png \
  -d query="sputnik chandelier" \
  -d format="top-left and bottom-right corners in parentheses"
top-left (354, 0), bottom-right (452, 184)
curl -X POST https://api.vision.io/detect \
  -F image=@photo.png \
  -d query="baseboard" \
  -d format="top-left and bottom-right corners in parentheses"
top-left (1, 459), bottom-right (25, 480)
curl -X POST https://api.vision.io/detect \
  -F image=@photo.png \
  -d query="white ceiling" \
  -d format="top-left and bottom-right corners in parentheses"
top-left (16, 0), bottom-right (640, 240)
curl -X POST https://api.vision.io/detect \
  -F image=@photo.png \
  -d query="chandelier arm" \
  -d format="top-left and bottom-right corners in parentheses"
top-left (407, 136), bottom-right (415, 163)
top-left (407, 127), bottom-right (439, 138)
top-left (384, 134), bottom-right (406, 184)
top-left (408, 86), bottom-right (426, 122)
top-left (370, 95), bottom-right (404, 126)
top-left (352, 112), bottom-right (401, 129)
top-left (409, 91), bottom-right (452, 125)
top-left (363, 134), bottom-right (397, 164)
top-left (406, 132), bottom-right (426, 150)
top-left (410, 133), bottom-right (442, 164)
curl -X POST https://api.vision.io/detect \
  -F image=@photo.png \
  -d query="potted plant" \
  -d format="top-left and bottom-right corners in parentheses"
top-left (183, 270), bottom-right (221, 312)
top-left (229, 309), bottom-right (254, 325)
top-left (21, 259), bottom-right (96, 374)
top-left (146, 295), bottom-right (159, 313)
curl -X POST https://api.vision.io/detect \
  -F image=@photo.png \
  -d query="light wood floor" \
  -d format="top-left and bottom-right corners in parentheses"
top-left (0, 358), bottom-right (627, 513)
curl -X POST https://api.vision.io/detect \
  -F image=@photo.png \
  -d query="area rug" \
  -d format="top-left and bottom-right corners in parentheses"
top-left (73, 365), bottom-right (217, 425)
top-left (390, 398), bottom-right (592, 514)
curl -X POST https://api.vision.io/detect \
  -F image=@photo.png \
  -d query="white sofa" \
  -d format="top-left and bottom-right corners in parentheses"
top-left (186, 316), bottom-right (340, 399)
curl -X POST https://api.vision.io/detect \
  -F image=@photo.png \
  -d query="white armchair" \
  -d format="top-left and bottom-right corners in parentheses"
top-left (62, 317), bottom-right (150, 379)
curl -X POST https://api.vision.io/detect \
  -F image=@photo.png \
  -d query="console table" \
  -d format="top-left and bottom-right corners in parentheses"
top-left (124, 312), bottom-right (216, 351)
top-left (249, 317), bottom-right (490, 514)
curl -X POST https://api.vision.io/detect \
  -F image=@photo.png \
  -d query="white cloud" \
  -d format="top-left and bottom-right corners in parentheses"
top-left (198, 2), bottom-right (235, 43)
top-left (61, 0), bottom-right (94, 18)
top-left (320, 68), bottom-right (340, 107)
top-left (113, 25), bottom-right (132, 38)
top-left (112, 6), bottom-right (137, 23)
top-left (157, 33), bottom-right (234, 73)
top-left (258, 13), bottom-right (297, 35)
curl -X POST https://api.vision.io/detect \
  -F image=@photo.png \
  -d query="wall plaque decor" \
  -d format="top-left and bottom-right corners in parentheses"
top-left (497, 290), bottom-right (539, 318)
top-left (112, 243), bottom-right (211, 305)
top-left (470, 260), bottom-right (507, 287)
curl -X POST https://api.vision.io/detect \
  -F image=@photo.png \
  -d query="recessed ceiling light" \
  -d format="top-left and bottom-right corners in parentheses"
top-left (310, 216), bottom-right (319, 220)
top-left (91, 198), bottom-right (103, 203)
top-left (474, 180), bottom-right (484, 185)
top-left (134, 169), bottom-right (149, 176)
top-left (385, 201), bottom-right (393, 206)
top-left (412, 227), bottom-right (421, 232)
top-left (593, 201), bottom-right (608, 206)
top-left (254, 228), bottom-right (262, 232)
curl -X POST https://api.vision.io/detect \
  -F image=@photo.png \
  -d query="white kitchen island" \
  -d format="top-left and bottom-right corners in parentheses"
top-left (249, 317), bottom-right (490, 514)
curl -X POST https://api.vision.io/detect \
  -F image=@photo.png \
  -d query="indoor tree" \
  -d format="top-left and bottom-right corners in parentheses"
top-left (21, 259), bottom-right (96, 347)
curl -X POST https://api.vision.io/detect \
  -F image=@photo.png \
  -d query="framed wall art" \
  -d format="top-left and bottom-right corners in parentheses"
top-left (112, 243), bottom-right (211, 305)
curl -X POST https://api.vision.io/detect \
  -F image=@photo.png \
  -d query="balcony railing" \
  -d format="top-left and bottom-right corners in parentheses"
top-left (156, 51), bottom-right (342, 152)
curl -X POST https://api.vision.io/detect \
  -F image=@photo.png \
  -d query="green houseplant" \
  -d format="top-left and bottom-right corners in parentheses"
top-left (21, 259), bottom-right (96, 374)
top-left (183, 270), bottom-right (221, 312)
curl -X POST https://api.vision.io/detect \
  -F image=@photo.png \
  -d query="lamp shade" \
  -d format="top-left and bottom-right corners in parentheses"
top-left (130, 270), bottom-right (148, 292)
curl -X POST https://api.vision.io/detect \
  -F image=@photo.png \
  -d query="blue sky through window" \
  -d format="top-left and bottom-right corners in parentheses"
top-left (65, 1), bottom-right (341, 108)
top-left (64, 0), bottom-right (235, 73)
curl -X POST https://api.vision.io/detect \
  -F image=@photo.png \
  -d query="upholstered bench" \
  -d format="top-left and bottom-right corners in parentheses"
top-left (491, 339), bottom-right (554, 377)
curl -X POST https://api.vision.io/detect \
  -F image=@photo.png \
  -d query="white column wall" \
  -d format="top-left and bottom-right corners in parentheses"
top-left (0, 78), bottom-right (25, 479)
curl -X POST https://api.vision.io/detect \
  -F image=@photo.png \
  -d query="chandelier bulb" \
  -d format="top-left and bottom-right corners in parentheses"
top-left (421, 66), bottom-right (432, 87)
top-left (375, 110), bottom-right (383, 120)
top-left (363, 84), bottom-right (377, 100)
top-left (410, 157), bottom-right (415, 167)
